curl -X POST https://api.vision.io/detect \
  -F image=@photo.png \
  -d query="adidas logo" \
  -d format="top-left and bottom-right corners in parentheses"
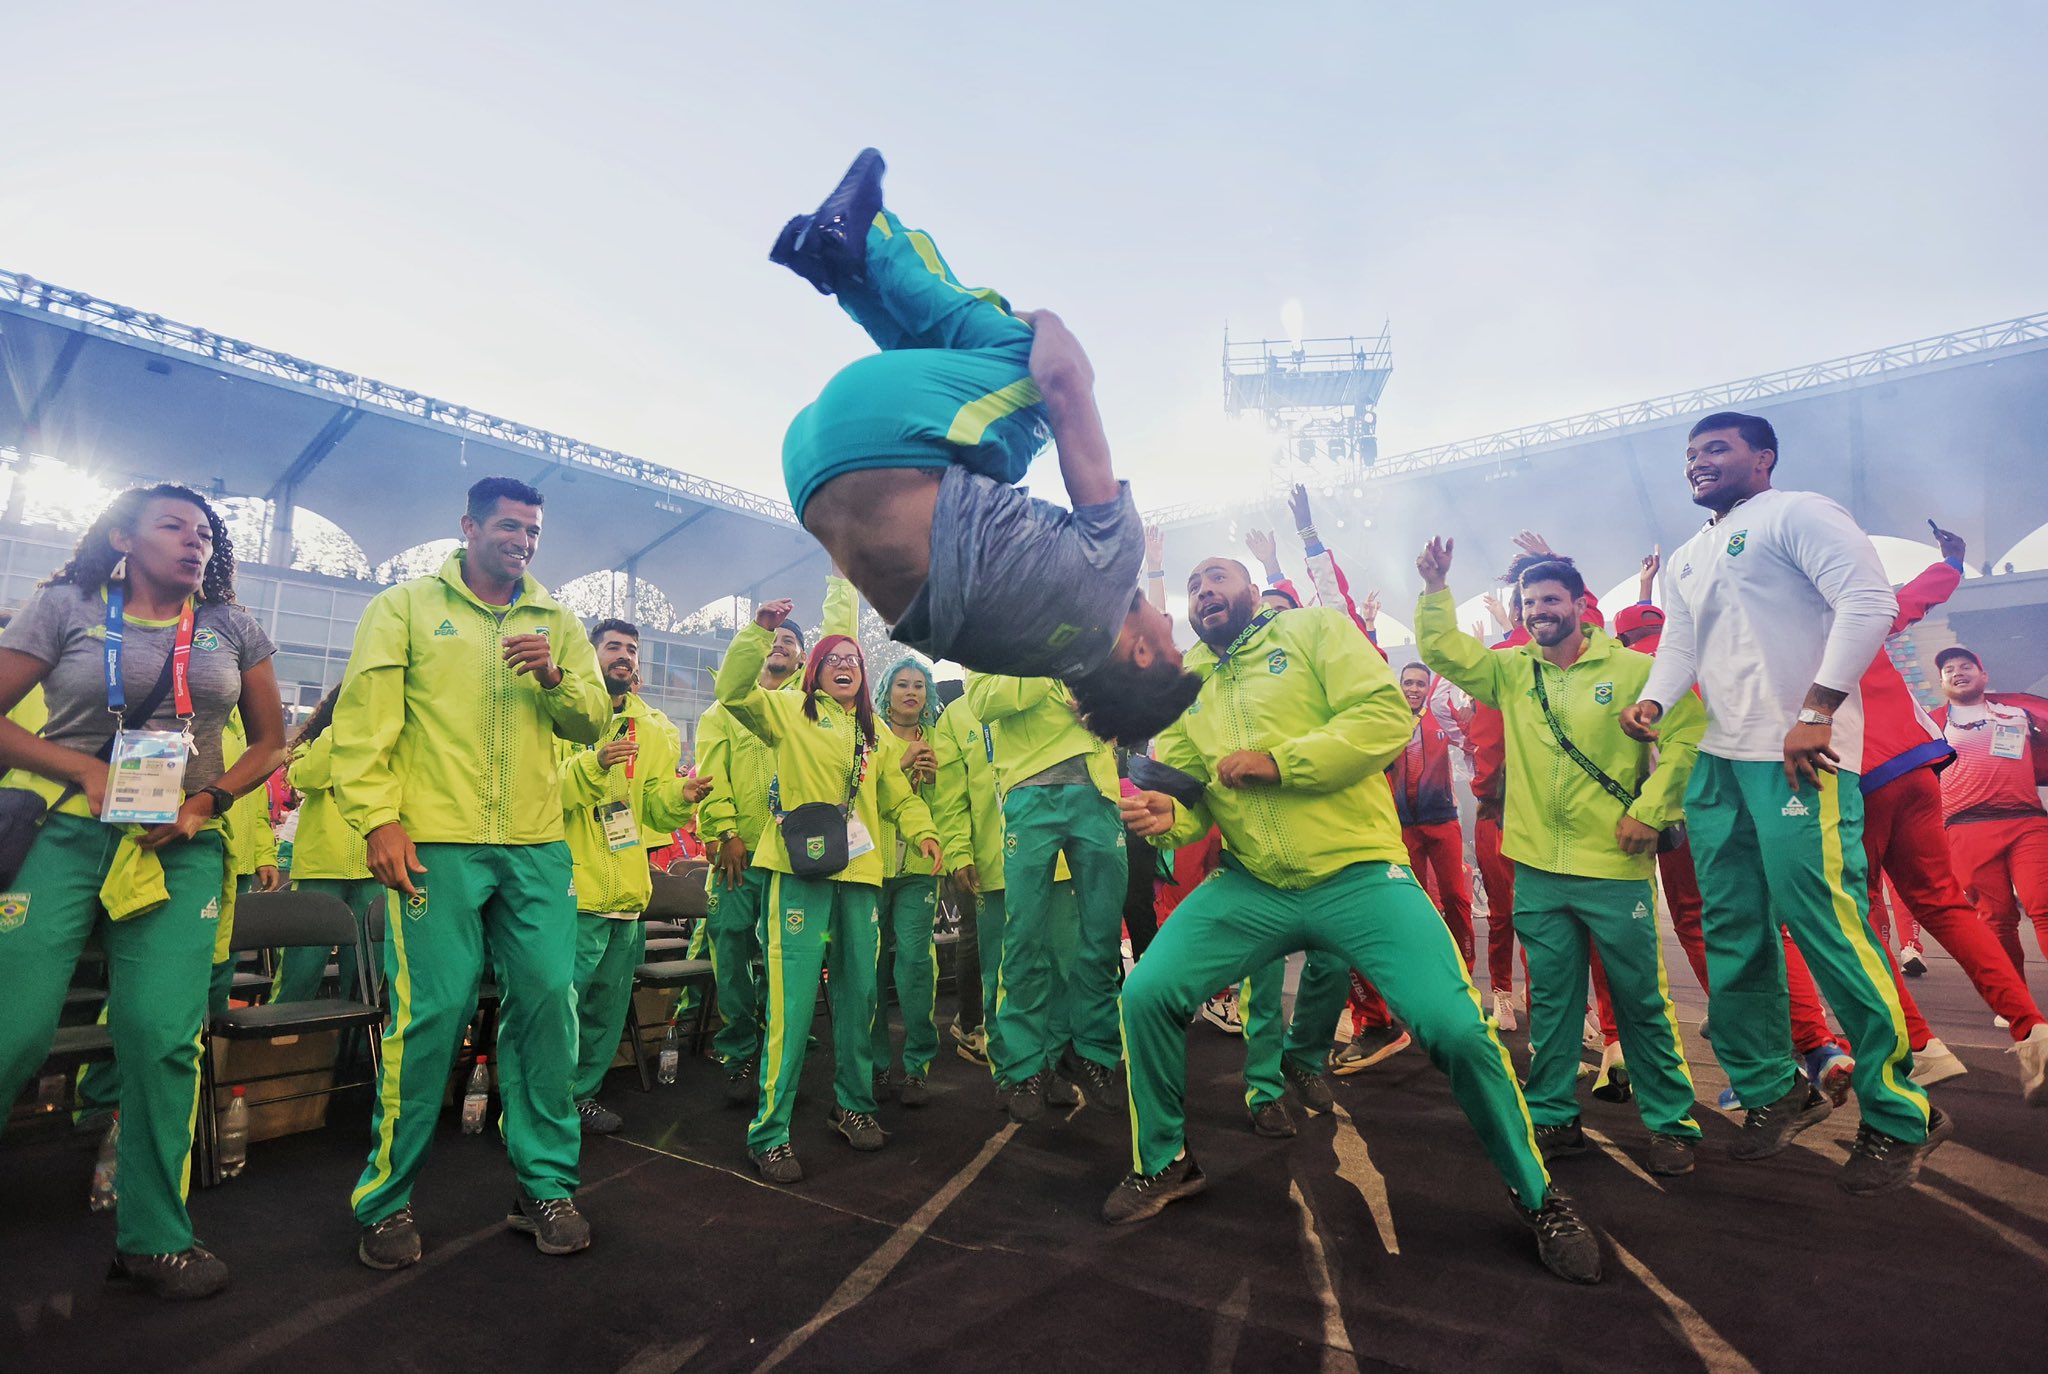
top-left (434, 619), bottom-right (457, 637)
top-left (1781, 797), bottom-right (1811, 818)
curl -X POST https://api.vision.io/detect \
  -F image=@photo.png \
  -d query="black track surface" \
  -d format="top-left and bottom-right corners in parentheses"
top-left (5, 923), bottom-right (2046, 1373)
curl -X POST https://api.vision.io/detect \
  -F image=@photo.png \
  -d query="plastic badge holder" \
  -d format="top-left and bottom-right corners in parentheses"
top-left (597, 800), bottom-right (638, 852)
top-left (101, 729), bottom-right (192, 825)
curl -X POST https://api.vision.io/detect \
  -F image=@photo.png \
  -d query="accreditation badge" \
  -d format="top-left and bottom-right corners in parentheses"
top-left (102, 728), bottom-right (192, 825)
top-left (596, 800), bottom-right (638, 852)
top-left (1992, 720), bottom-right (2027, 761)
top-left (845, 817), bottom-right (876, 860)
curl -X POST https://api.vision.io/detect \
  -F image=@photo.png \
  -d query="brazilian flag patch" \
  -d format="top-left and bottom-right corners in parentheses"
top-left (786, 909), bottom-right (805, 933)
top-left (805, 836), bottom-right (827, 861)
top-left (1593, 682), bottom-right (1614, 705)
top-left (406, 889), bottom-right (429, 920)
top-left (1267, 649), bottom-right (1288, 675)
top-left (1726, 530), bottom-right (1748, 557)
top-left (0, 893), bottom-right (27, 931)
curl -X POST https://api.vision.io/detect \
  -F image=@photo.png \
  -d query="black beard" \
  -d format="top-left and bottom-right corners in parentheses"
top-left (1197, 600), bottom-right (1254, 650)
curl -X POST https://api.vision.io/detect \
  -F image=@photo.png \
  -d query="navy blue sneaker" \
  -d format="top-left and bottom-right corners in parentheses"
top-left (807, 147), bottom-right (886, 285)
top-left (768, 214), bottom-right (834, 295)
top-left (1802, 1044), bottom-right (1856, 1107)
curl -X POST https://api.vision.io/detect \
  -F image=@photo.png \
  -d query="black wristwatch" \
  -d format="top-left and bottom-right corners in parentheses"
top-left (198, 785), bottom-right (236, 818)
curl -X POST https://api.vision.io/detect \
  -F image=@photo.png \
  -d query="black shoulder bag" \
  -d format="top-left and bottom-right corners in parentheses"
top-left (0, 641), bottom-right (182, 886)
top-left (770, 727), bottom-right (871, 879)
top-left (1531, 660), bottom-right (1686, 855)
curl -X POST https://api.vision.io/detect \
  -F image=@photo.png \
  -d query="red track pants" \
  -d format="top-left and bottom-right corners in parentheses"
top-left (1946, 812), bottom-right (2048, 984)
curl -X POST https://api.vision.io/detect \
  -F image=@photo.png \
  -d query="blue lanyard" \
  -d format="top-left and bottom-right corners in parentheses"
top-left (103, 584), bottom-right (128, 713)
top-left (102, 586), bottom-right (197, 722)
top-left (982, 724), bottom-right (993, 764)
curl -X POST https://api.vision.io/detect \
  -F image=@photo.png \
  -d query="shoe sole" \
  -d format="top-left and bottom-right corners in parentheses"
top-left (1287, 1085), bottom-right (1334, 1115)
top-left (1251, 1112), bottom-right (1297, 1139)
top-left (1103, 1172), bottom-right (1208, 1225)
top-left (505, 1216), bottom-right (591, 1256)
top-left (1591, 1067), bottom-right (1633, 1105)
top-left (1820, 1061), bottom-right (1857, 1106)
top-left (355, 1237), bottom-right (421, 1271)
top-left (1332, 1034), bottom-right (1412, 1074)
top-left (1839, 1114), bottom-right (1956, 1196)
top-left (1539, 1140), bottom-right (1589, 1162)
top-left (1648, 1147), bottom-right (1698, 1177)
top-left (1910, 1056), bottom-right (1967, 1089)
top-left (1730, 1101), bottom-right (1832, 1161)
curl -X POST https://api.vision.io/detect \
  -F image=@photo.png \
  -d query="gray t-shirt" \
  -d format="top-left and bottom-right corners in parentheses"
top-left (3, 584), bottom-right (277, 792)
top-left (893, 466), bottom-right (1144, 680)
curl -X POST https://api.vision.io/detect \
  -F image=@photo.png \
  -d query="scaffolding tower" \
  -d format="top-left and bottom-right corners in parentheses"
top-left (1223, 325), bottom-right (1393, 466)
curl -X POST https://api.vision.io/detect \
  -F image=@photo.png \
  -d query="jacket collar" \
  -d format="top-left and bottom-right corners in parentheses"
top-left (1186, 606), bottom-right (1285, 678)
top-left (436, 551), bottom-right (555, 615)
top-left (1514, 624), bottom-right (1621, 672)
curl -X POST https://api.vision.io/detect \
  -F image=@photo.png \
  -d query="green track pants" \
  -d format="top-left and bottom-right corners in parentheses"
top-left (748, 872), bottom-right (880, 1153)
top-left (1514, 865), bottom-right (1700, 1138)
top-left (993, 785), bottom-right (1128, 1085)
top-left (972, 889), bottom-right (1009, 1068)
top-left (705, 865), bottom-right (767, 1067)
top-left (571, 914), bottom-right (645, 1100)
top-left (1239, 950), bottom-right (1353, 1109)
top-left (0, 814), bottom-right (225, 1254)
top-left (1687, 757), bottom-right (1929, 1141)
top-left (272, 876), bottom-right (384, 1003)
top-left (871, 874), bottom-right (940, 1077)
top-left (351, 842), bottom-right (580, 1224)
top-left (1121, 856), bottom-right (1548, 1203)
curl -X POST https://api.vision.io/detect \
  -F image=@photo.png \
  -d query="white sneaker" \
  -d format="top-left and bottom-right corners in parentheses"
top-left (1995, 1014), bottom-right (2012, 1029)
top-left (1492, 989), bottom-right (1518, 1032)
top-left (1200, 994), bottom-right (1245, 1036)
top-left (1910, 1037), bottom-right (1968, 1088)
top-left (2013, 1022), bottom-right (2048, 1108)
top-left (1581, 1014), bottom-right (1605, 1054)
top-left (1900, 943), bottom-right (1927, 977)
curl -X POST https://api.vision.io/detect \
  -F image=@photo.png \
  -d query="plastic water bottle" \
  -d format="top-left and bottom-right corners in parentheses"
top-left (658, 1025), bottom-right (680, 1085)
top-left (88, 1114), bottom-right (121, 1212)
top-left (219, 1088), bottom-right (249, 1179)
top-left (461, 1055), bottom-right (490, 1134)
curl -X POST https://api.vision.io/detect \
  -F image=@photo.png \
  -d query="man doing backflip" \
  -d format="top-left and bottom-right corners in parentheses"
top-left (769, 148), bottom-right (1197, 743)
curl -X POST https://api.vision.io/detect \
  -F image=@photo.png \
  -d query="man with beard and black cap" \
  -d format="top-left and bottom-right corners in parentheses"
top-left (1109, 554), bottom-right (1602, 1286)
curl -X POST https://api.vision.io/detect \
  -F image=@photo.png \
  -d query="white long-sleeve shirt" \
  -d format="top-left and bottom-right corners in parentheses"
top-left (1640, 488), bottom-right (1898, 773)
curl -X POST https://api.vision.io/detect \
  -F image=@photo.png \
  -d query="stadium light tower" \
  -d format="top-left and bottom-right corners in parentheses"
top-left (1222, 324), bottom-right (1392, 470)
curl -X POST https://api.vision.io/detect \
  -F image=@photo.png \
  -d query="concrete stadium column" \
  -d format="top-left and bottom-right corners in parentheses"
top-left (624, 558), bottom-right (640, 620)
top-left (267, 492), bottom-right (297, 568)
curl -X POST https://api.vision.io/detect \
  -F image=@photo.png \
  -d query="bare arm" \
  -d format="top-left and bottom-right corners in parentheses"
top-left (1023, 311), bottom-right (1120, 509)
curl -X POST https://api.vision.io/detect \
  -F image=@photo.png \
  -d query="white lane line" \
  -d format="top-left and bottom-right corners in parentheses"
top-left (1287, 1179), bottom-right (1360, 1374)
top-left (617, 1336), bottom-right (710, 1374)
top-left (1607, 1235), bottom-right (1760, 1374)
top-left (1328, 1105), bottom-right (1400, 1254)
top-left (1207, 1276), bottom-right (1251, 1374)
top-left (1582, 1127), bottom-right (1667, 1193)
top-left (751, 1122), bottom-right (1019, 1374)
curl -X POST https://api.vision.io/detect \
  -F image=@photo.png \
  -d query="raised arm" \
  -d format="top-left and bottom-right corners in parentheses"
top-left (1023, 311), bottom-right (1120, 509)
top-left (714, 600), bottom-right (797, 746)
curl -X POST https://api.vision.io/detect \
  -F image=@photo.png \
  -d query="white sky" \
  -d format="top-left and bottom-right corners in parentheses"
top-left (6, 2), bottom-right (2047, 522)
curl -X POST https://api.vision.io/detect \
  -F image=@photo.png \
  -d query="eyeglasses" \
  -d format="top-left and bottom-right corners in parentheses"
top-left (819, 653), bottom-right (861, 668)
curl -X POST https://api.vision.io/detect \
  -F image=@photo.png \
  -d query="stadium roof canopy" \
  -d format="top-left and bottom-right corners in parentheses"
top-left (1147, 310), bottom-right (2048, 607)
top-left (0, 269), bottom-right (829, 612)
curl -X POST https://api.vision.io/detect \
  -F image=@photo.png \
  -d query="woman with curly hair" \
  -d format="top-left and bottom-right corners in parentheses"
top-left (868, 655), bottom-right (947, 1106)
top-left (0, 482), bottom-right (284, 1300)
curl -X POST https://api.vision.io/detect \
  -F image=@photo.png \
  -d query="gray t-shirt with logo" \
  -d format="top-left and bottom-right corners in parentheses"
top-left (892, 466), bottom-right (1144, 681)
top-left (3, 584), bottom-right (277, 791)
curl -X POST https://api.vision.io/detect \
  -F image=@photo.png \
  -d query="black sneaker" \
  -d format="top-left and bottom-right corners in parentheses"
top-left (507, 1194), bottom-right (592, 1256)
top-left (830, 1106), bottom-right (887, 1151)
top-left (357, 1206), bottom-right (422, 1270)
top-left (1647, 1133), bottom-right (1698, 1177)
top-left (576, 1098), bottom-right (622, 1135)
top-left (1535, 1120), bottom-right (1587, 1161)
top-left (108, 1244), bottom-right (229, 1300)
top-left (897, 1074), bottom-right (931, 1108)
top-left (806, 147), bottom-right (887, 286)
top-left (1730, 1083), bottom-right (1832, 1161)
top-left (1004, 1071), bottom-right (1048, 1124)
top-left (872, 1068), bottom-right (896, 1103)
top-left (723, 1059), bottom-right (757, 1108)
top-left (1330, 1027), bottom-right (1411, 1075)
top-left (1060, 1049), bottom-right (1122, 1109)
top-left (768, 214), bottom-right (834, 295)
top-left (751, 1143), bottom-right (804, 1185)
top-left (1284, 1061), bottom-right (1335, 1114)
top-left (1839, 1107), bottom-right (1954, 1196)
top-left (1047, 1071), bottom-right (1081, 1109)
top-left (1102, 1153), bottom-right (1208, 1225)
top-left (1250, 1100), bottom-right (1296, 1138)
top-left (1514, 1190), bottom-right (1603, 1285)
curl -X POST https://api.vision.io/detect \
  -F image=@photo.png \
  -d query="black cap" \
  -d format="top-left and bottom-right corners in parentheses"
top-left (1933, 645), bottom-right (1982, 671)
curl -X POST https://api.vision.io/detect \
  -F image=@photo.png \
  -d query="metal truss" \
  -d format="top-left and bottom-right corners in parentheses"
top-left (0, 270), bottom-right (801, 528)
top-left (1149, 309), bottom-right (2048, 527)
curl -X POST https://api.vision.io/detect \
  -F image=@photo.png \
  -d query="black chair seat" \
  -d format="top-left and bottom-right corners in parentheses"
top-left (63, 986), bottom-right (106, 1009)
top-left (634, 958), bottom-right (713, 986)
top-left (212, 1000), bottom-right (385, 1039)
top-left (642, 938), bottom-right (691, 956)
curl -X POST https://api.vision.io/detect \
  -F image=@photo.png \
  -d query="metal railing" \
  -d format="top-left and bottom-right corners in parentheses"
top-left (0, 269), bottom-right (801, 528)
top-left (1150, 309), bottom-right (2048, 526)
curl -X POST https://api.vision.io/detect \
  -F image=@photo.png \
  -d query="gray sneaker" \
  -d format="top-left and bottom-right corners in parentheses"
top-left (1730, 1083), bottom-right (1832, 1162)
top-left (576, 1098), bottom-right (622, 1134)
top-left (830, 1107), bottom-right (887, 1151)
top-left (1283, 1061), bottom-right (1334, 1114)
top-left (507, 1194), bottom-right (592, 1256)
top-left (1102, 1153), bottom-right (1208, 1225)
top-left (1250, 1100), bottom-right (1296, 1138)
top-left (1647, 1133), bottom-right (1697, 1177)
top-left (723, 1058), bottom-right (758, 1108)
top-left (1839, 1107), bottom-right (1954, 1196)
top-left (1330, 1027), bottom-right (1411, 1074)
top-left (108, 1244), bottom-right (229, 1299)
top-left (897, 1074), bottom-right (931, 1108)
top-left (357, 1206), bottom-right (421, 1270)
top-left (751, 1143), bottom-right (804, 1184)
top-left (1004, 1071), bottom-right (1048, 1124)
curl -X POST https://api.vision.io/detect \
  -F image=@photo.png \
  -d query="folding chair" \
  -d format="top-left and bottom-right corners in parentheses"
top-left (625, 868), bottom-right (715, 1090)
top-left (196, 890), bottom-right (385, 1186)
